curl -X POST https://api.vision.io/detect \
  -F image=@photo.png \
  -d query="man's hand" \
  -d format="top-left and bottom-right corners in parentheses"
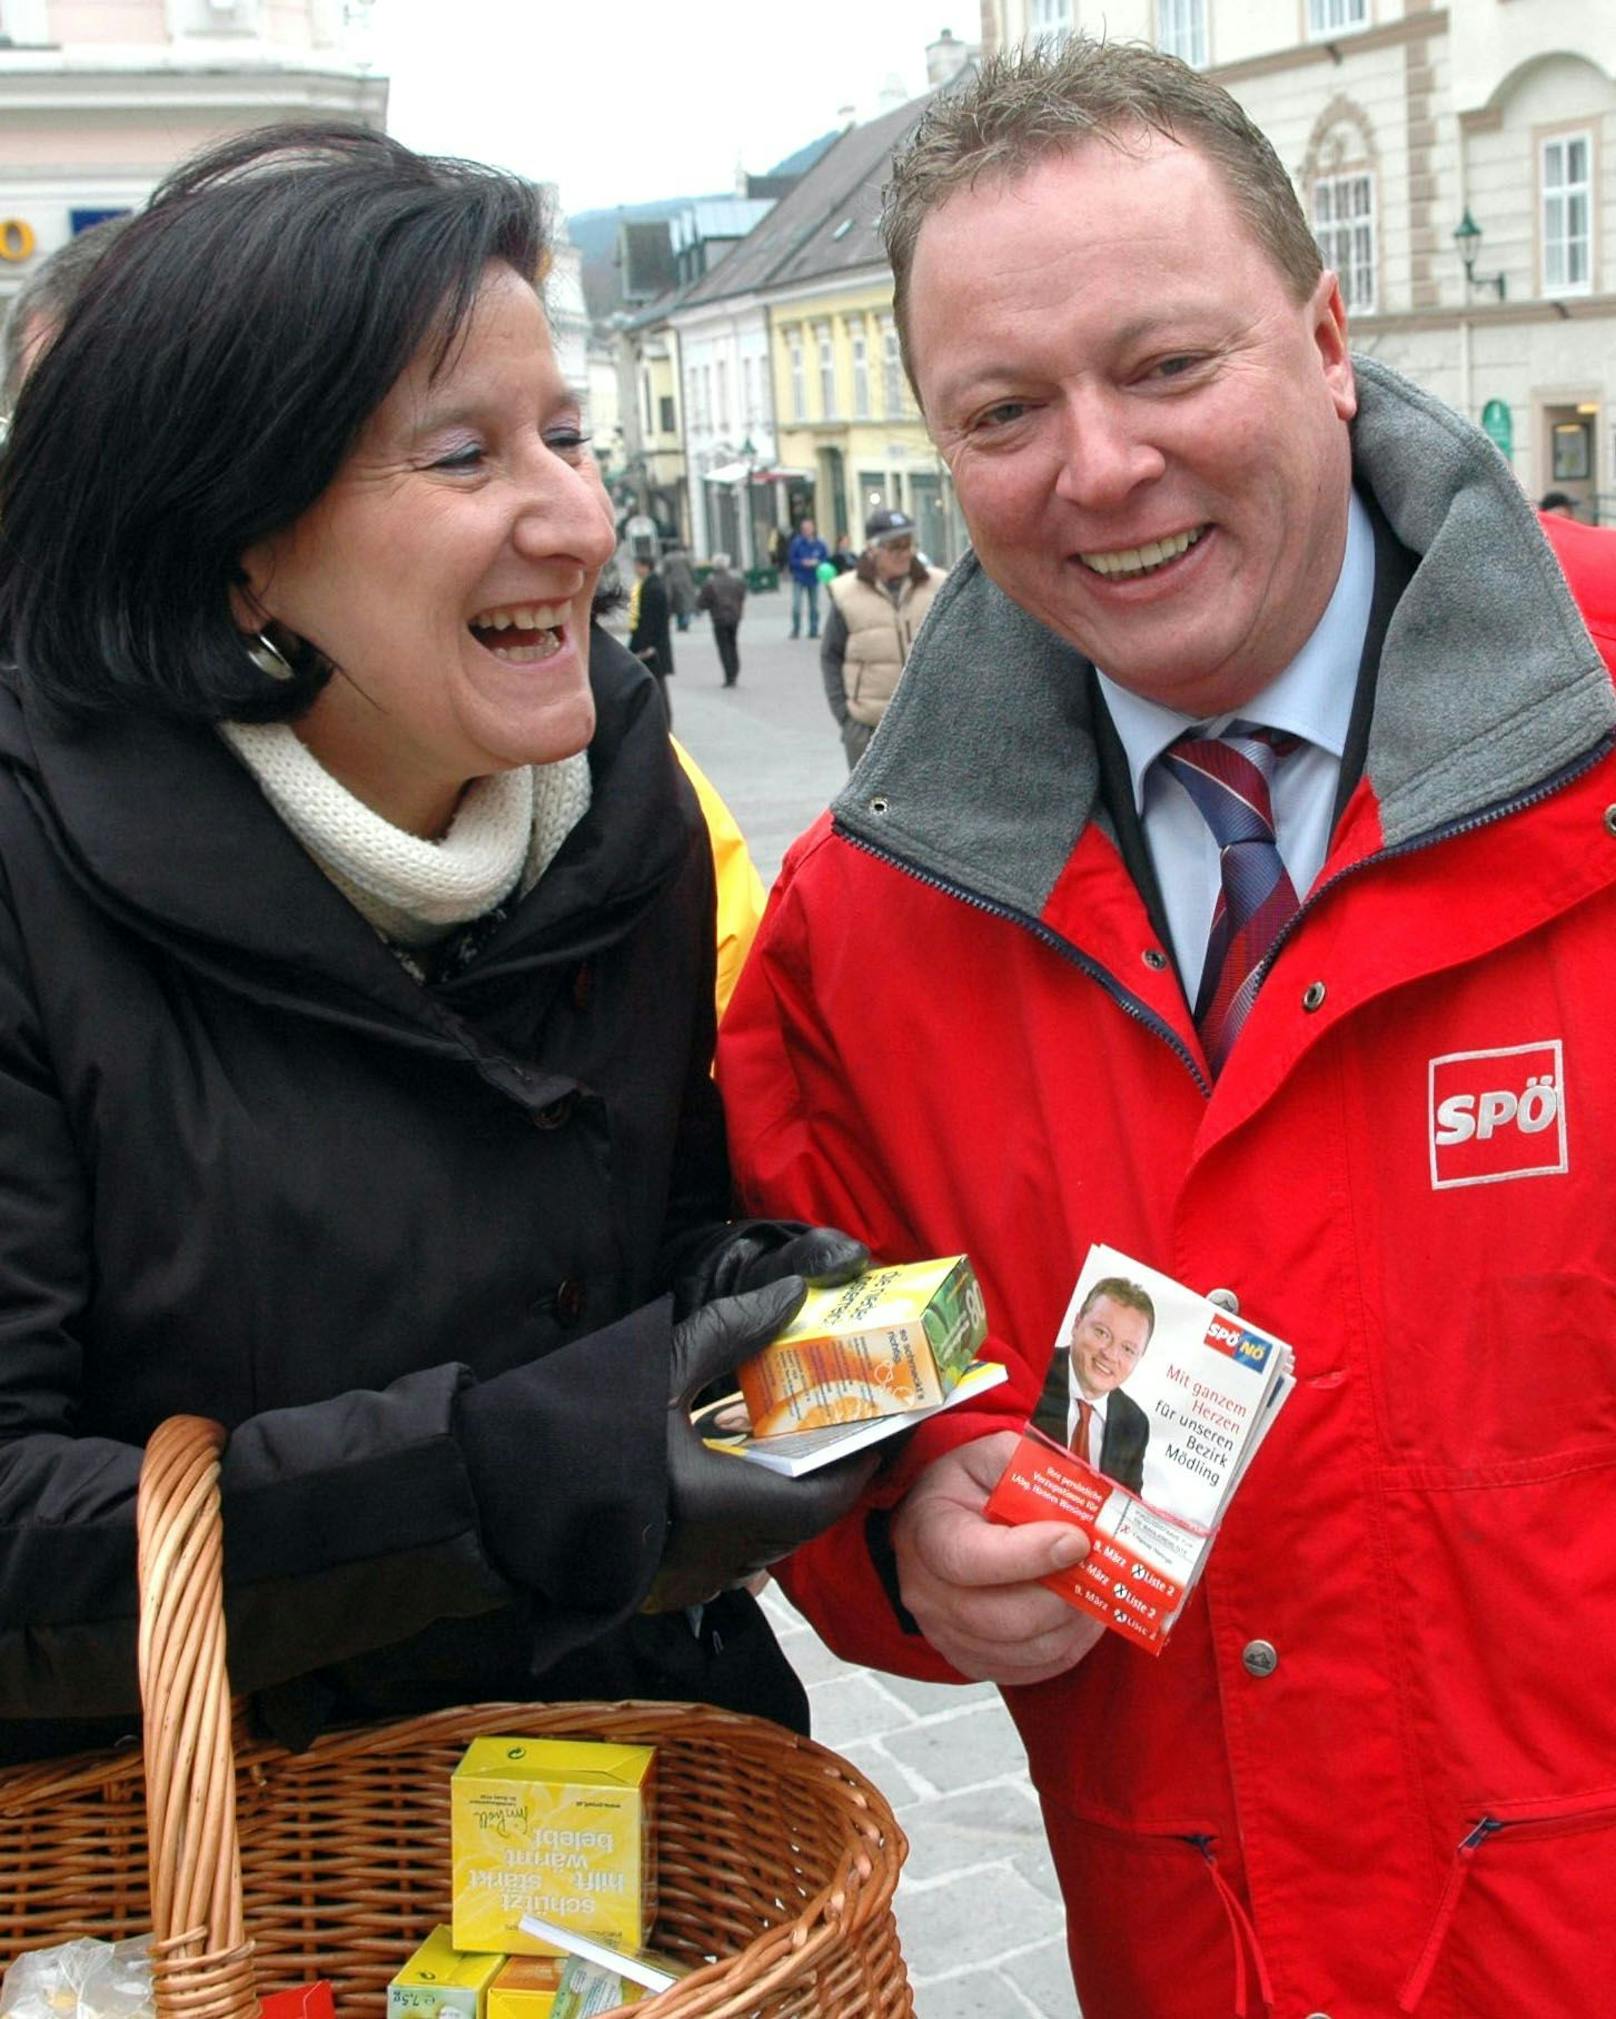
top-left (891, 1433), bottom-right (1106, 1685)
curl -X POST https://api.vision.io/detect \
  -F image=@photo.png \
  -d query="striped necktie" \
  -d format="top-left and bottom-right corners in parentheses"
top-left (1159, 723), bottom-right (1300, 1074)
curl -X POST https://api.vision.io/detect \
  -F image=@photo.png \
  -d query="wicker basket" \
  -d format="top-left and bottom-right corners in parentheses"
top-left (0, 1416), bottom-right (914, 2019)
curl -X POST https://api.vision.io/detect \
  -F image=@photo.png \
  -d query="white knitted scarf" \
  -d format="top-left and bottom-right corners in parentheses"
top-left (219, 720), bottom-right (591, 952)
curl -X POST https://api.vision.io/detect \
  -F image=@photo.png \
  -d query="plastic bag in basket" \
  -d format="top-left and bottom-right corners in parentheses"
top-left (0, 1939), bottom-right (153, 2019)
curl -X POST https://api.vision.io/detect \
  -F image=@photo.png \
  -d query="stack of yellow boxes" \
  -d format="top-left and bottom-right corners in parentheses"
top-left (386, 1737), bottom-right (659, 2019)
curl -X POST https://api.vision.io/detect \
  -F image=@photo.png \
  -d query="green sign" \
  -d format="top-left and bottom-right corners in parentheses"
top-left (1481, 398), bottom-right (1513, 458)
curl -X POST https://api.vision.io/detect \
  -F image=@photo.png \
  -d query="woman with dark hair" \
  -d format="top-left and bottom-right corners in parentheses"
top-left (0, 122), bottom-right (870, 1762)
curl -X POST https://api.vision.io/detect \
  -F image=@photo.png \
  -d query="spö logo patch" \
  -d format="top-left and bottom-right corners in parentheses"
top-left (1428, 1040), bottom-right (1567, 1190)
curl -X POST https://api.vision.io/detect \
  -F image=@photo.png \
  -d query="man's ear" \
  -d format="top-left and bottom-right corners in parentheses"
top-left (1311, 269), bottom-right (1357, 425)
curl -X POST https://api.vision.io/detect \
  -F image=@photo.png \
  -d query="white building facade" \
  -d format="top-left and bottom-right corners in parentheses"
top-left (0, 0), bottom-right (385, 315)
top-left (670, 292), bottom-right (779, 569)
top-left (984, 0), bottom-right (1616, 517)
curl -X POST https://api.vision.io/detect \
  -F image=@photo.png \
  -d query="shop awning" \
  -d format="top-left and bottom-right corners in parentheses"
top-left (703, 463), bottom-right (815, 484)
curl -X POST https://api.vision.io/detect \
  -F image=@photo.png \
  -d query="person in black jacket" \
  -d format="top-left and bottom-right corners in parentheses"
top-left (0, 121), bottom-right (872, 1764)
top-left (628, 556), bottom-right (674, 721)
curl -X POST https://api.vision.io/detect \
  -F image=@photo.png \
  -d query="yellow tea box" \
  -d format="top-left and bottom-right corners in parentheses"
top-left (451, 1736), bottom-right (656, 1959)
top-left (387, 1927), bottom-right (501, 2019)
top-left (738, 1255), bottom-right (988, 1436)
top-left (487, 1957), bottom-right (564, 2019)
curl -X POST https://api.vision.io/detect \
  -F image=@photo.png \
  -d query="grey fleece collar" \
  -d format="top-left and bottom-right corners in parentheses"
top-left (834, 356), bottom-right (1616, 920)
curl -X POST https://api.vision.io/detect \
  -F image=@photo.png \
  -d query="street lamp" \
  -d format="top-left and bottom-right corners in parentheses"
top-left (739, 433), bottom-right (758, 575)
top-left (1453, 209), bottom-right (1506, 301)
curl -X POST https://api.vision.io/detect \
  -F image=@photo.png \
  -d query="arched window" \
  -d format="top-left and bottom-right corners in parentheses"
top-left (1304, 102), bottom-right (1380, 315)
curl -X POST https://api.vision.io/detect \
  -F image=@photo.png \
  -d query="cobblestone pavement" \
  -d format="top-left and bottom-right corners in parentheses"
top-left (664, 588), bottom-right (1081, 2018)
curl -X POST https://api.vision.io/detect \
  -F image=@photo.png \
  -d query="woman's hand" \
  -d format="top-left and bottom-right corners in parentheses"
top-left (670, 1219), bottom-right (869, 1320)
top-left (646, 1277), bottom-right (878, 1612)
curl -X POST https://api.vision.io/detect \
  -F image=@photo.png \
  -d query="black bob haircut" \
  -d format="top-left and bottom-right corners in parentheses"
top-left (0, 122), bottom-right (547, 724)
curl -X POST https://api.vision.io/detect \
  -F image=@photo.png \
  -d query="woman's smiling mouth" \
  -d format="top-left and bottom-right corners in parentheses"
top-left (468, 601), bottom-right (570, 663)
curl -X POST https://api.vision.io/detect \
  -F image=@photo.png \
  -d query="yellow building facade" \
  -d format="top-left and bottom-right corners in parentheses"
top-left (767, 270), bottom-right (964, 565)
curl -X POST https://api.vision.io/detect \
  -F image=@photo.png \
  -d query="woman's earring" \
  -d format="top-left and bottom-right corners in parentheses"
top-left (246, 630), bottom-right (295, 682)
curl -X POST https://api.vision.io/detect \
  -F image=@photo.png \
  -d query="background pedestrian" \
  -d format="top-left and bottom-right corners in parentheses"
top-left (628, 552), bottom-right (674, 718)
top-left (696, 549), bottom-right (747, 687)
top-left (820, 506), bottom-right (946, 768)
top-left (662, 541), bottom-right (697, 632)
top-left (786, 517), bottom-right (828, 639)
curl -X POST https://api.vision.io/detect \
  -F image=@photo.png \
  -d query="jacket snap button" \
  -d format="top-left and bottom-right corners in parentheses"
top-left (1302, 980), bottom-right (1327, 1012)
top-left (532, 1092), bottom-right (577, 1131)
top-left (1208, 1287), bottom-right (1240, 1314)
top-left (1142, 948), bottom-right (1168, 971)
top-left (1604, 804), bottom-right (1616, 837)
top-left (554, 1279), bottom-right (585, 1325)
top-left (869, 795), bottom-right (889, 815)
top-left (571, 961), bottom-right (594, 1012)
top-left (1242, 1639), bottom-right (1279, 1678)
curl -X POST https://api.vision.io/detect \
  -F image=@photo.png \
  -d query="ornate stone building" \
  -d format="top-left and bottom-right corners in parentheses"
top-left (982, 0), bottom-right (1616, 515)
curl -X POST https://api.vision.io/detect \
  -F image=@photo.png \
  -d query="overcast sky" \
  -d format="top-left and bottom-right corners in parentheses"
top-left (373, 0), bottom-right (963, 216)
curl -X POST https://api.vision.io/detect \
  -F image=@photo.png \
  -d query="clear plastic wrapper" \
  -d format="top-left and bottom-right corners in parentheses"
top-left (0, 1939), bottom-right (154, 2019)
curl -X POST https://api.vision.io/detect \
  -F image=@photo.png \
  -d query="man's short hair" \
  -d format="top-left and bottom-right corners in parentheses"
top-left (1539, 490), bottom-right (1577, 515)
top-left (1076, 1275), bottom-right (1156, 1345)
top-left (0, 122), bottom-right (545, 725)
top-left (883, 38), bottom-right (1324, 393)
top-left (711, 551), bottom-right (731, 570)
top-left (1, 216), bottom-right (132, 409)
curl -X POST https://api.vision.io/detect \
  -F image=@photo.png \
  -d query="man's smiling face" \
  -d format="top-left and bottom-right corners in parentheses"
top-left (1069, 1292), bottom-right (1152, 1400)
top-left (908, 134), bottom-right (1358, 719)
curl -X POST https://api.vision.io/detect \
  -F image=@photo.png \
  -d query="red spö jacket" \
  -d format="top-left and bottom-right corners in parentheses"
top-left (720, 360), bottom-right (1616, 2019)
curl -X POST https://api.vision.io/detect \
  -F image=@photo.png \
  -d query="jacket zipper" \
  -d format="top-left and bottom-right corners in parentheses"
top-left (837, 827), bottom-right (1213, 1096)
top-left (1244, 735), bottom-right (1615, 1006)
top-left (1185, 1834), bottom-right (1274, 2017)
top-left (1397, 1796), bottom-right (1616, 2012)
top-left (838, 731), bottom-right (1614, 1099)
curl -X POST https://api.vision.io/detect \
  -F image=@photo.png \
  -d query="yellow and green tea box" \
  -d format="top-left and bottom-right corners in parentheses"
top-left (486, 1956), bottom-right (564, 2019)
top-left (738, 1255), bottom-right (988, 1436)
top-left (387, 1927), bottom-right (502, 2019)
top-left (451, 1736), bottom-right (657, 1959)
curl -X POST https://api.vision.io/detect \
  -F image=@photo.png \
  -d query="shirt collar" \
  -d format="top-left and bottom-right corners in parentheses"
top-left (1095, 487), bottom-right (1375, 814)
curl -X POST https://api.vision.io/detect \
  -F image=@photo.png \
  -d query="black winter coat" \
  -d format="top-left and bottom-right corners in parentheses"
top-left (628, 570), bottom-right (674, 676)
top-left (0, 635), bottom-right (797, 1761)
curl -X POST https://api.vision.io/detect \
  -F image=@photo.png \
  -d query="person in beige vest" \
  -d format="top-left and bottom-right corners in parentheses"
top-left (820, 507), bottom-right (947, 768)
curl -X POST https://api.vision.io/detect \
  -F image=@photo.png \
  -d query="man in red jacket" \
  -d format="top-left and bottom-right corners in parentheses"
top-left (720, 35), bottom-right (1616, 2019)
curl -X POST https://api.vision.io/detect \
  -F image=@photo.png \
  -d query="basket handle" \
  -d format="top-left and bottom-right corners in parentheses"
top-left (136, 1415), bottom-right (250, 1990)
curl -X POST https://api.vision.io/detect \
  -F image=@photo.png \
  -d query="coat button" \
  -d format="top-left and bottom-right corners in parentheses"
top-left (1604, 804), bottom-right (1616, 837)
top-left (571, 962), bottom-right (594, 1012)
top-left (1207, 1287), bottom-right (1240, 1314)
top-left (1302, 980), bottom-right (1327, 1012)
top-left (532, 1092), bottom-right (577, 1131)
top-left (1142, 948), bottom-right (1168, 970)
top-left (554, 1279), bottom-right (586, 1325)
top-left (1242, 1639), bottom-right (1279, 1678)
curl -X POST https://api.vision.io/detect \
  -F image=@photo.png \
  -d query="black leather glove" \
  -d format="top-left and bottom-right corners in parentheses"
top-left (645, 1276), bottom-right (881, 1613)
top-left (670, 1219), bottom-right (869, 1321)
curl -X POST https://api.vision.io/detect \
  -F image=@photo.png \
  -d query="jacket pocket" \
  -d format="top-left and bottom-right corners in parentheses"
top-left (1399, 1789), bottom-right (1616, 2013)
top-left (1039, 1808), bottom-right (1272, 2019)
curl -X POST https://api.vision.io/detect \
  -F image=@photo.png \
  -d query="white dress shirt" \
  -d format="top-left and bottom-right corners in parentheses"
top-left (1095, 489), bottom-right (1375, 1004)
